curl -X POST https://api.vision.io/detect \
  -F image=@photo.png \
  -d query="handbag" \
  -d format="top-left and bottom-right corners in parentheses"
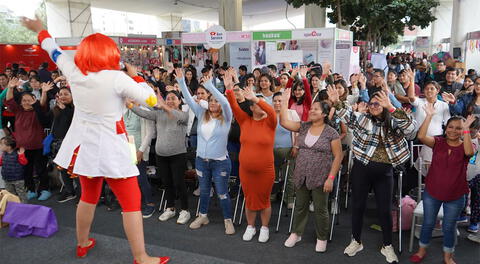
top-left (2, 203), bottom-right (58, 238)
top-left (42, 133), bottom-right (54, 155)
top-left (0, 190), bottom-right (21, 228)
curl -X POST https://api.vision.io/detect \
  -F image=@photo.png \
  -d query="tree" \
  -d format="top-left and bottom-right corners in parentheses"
top-left (0, 2), bottom-right (47, 44)
top-left (286, 0), bottom-right (439, 51)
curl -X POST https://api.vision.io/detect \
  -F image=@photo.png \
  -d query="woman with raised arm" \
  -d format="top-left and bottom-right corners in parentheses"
top-left (406, 68), bottom-right (450, 172)
top-left (21, 16), bottom-right (169, 264)
top-left (226, 80), bottom-right (276, 243)
top-left (327, 85), bottom-right (415, 264)
top-left (410, 105), bottom-right (474, 264)
top-left (288, 66), bottom-right (312, 122)
top-left (280, 88), bottom-right (343, 252)
top-left (130, 90), bottom-right (190, 226)
top-left (176, 68), bottom-right (235, 235)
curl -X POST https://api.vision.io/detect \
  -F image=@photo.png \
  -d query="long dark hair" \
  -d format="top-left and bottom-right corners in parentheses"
top-left (257, 73), bottom-right (275, 93)
top-left (291, 80), bottom-right (307, 105)
top-left (443, 116), bottom-right (465, 137)
top-left (466, 83), bottom-right (480, 116)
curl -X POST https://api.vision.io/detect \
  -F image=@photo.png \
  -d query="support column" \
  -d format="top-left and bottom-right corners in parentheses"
top-left (429, 1), bottom-right (453, 55)
top-left (218, 0), bottom-right (242, 64)
top-left (304, 4), bottom-right (326, 28)
top-left (450, 0), bottom-right (473, 60)
top-left (45, 0), bottom-right (93, 38)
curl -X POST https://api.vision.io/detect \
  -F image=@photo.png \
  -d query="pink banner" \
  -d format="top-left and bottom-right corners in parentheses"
top-left (119, 37), bottom-right (157, 45)
top-left (182, 33), bottom-right (206, 44)
top-left (227, 32), bottom-right (251, 42)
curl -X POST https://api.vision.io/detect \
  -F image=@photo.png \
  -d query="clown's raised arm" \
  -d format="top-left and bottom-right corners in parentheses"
top-left (26, 17), bottom-right (157, 108)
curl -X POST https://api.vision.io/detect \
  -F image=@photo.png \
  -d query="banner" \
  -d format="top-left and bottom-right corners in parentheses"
top-left (334, 40), bottom-right (352, 79)
top-left (253, 31), bottom-right (292, 41)
top-left (267, 50), bottom-right (303, 64)
top-left (292, 29), bottom-right (333, 40)
top-left (119, 37), bottom-right (157, 45)
top-left (229, 43), bottom-right (251, 72)
top-left (348, 46), bottom-right (361, 83)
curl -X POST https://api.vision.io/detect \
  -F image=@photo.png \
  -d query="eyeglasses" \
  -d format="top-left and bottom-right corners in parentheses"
top-left (368, 102), bottom-right (381, 108)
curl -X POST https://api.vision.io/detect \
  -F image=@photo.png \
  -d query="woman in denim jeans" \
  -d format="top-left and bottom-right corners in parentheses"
top-left (176, 68), bottom-right (235, 235)
top-left (411, 104), bottom-right (474, 264)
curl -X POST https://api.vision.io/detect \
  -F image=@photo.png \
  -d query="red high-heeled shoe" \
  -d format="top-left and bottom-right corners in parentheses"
top-left (76, 238), bottom-right (96, 258)
top-left (409, 253), bottom-right (426, 263)
top-left (133, 256), bottom-right (170, 264)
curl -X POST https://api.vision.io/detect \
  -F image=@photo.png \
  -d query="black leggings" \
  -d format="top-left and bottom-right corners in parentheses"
top-left (156, 153), bottom-right (188, 210)
top-left (351, 159), bottom-right (393, 246)
top-left (24, 149), bottom-right (49, 192)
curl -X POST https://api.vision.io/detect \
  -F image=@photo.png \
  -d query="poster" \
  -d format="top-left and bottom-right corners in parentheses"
top-left (318, 39), bottom-right (334, 65)
top-left (297, 39), bottom-right (317, 64)
top-left (253, 41), bottom-right (267, 66)
top-left (371, 53), bottom-right (388, 77)
top-left (229, 43), bottom-right (251, 72)
top-left (267, 50), bottom-right (303, 64)
top-left (348, 46), bottom-right (361, 83)
top-left (334, 40), bottom-right (351, 78)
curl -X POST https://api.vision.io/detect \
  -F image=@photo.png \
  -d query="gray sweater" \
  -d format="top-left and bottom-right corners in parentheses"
top-left (131, 106), bottom-right (188, 157)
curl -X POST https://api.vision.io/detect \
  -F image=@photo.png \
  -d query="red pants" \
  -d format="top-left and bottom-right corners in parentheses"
top-left (79, 176), bottom-right (141, 212)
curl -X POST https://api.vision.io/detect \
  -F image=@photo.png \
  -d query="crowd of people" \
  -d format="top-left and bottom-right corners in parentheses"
top-left (1, 39), bottom-right (480, 264)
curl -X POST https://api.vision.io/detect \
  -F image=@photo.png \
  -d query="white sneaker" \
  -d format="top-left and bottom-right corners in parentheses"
top-left (189, 215), bottom-right (209, 229)
top-left (258, 226), bottom-right (269, 243)
top-left (315, 239), bottom-right (327, 252)
top-left (284, 233), bottom-right (302, 248)
top-left (380, 245), bottom-right (398, 263)
top-left (158, 208), bottom-right (176, 222)
top-left (344, 239), bottom-right (363, 257)
top-left (176, 210), bottom-right (191, 224)
top-left (309, 202), bottom-right (314, 212)
top-left (242, 225), bottom-right (256, 241)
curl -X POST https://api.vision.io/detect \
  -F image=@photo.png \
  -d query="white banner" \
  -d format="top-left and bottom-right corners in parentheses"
top-left (267, 50), bottom-right (303, 64)
top-left (229, 43), bottom-right (252, 72)
top-left (292, 28), bottom-right (333, 40)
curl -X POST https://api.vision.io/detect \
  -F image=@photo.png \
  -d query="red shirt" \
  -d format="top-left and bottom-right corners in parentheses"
top-left (5, 98), bottom-right (45, 150)
top-left (426, 136), bottom-right (469, 201)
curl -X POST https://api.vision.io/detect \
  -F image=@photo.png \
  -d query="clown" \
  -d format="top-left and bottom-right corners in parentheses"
top-left (21, 17), bottom-right (169, 264)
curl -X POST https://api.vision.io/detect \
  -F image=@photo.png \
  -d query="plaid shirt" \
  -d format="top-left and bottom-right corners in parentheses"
top-left (335, 102), bottom-right (416, 167)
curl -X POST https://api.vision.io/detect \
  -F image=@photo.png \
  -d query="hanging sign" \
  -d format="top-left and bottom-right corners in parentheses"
top-left (205, 25), bottom-right (226, 49)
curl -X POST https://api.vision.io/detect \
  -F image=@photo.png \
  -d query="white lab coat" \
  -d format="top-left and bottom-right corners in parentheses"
top-left (40, 34), bottom-right (156, 178)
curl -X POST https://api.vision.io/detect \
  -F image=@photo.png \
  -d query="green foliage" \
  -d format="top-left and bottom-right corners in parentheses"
top-left (286, 0), bottom-right (439, 48)
top-left (0, 2), bottom-right (47, 44)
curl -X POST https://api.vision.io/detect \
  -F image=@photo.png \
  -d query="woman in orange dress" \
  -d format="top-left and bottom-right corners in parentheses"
top-left (225, 70), bottom-right (276, 243)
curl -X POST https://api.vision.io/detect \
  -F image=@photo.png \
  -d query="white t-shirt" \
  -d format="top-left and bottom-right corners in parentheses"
top-left (411, 98), bottom-right (450, 137)
top-left (200, 118), bottom-right (216, 141)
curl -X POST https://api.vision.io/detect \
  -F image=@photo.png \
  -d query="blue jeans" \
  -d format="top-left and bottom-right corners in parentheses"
top-left (137, 160), bottom-right (154, 205)
top-left (419, 191), bottom-right (466, 253)
top-left (196, 157), bottom-right (232, 219)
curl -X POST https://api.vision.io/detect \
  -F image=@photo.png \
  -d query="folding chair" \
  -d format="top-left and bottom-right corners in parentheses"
top-left (158, 188), bottom-right (166, 212)
top-left (397, 171), bottom-right (403, 253)
top-left (329, 167), bottom-right (342, 241)
top-left (345, 149), bottom-right (354, 209)
top-left (233, 183), bottom-right (243, 224)
top-left (276, 160), bottom-right (290, 232)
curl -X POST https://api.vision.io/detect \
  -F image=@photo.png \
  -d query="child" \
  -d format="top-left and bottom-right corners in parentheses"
top-left (466, 118), bottom-right (480, 233)
top-left (0, 136), bottom-right (28, 203)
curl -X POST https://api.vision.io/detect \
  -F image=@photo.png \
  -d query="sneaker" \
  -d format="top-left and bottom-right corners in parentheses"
top-left (309, 202), bottom-right (314, 212)
top-left (158, 208), bottom-right (176, 221)
top-left (38, 190), bottom-right (52, 201)
top-left (284, 233), bottom-right (302, 248)
top-left (27, 191), bottom-right (38, 200)
top-left (258, 226), bottom-right (269, 243)
top-left (142, 205), bottom-right (155, 219)
top-left (193, 187), bottom-right (200, 197)
top-left (457, 216), bottom-right (469, 223)
top-left (224, 219), bottom-right (235, 235)
top-left (177, 210), bottom-right (191, 224)
top-left (468, 223), bottom-right (479, 233)
top-left (242, 225), bottom-right (256, 241)
top-left (467, 233), bottom-right (480, 244)
top-left (380, 245), bottom-right (399, 263)
top-left (287, 203), bottom-right (294, 209)
top-left (189, 215), bottom-right (209, 229)
top-left (344, 239), bottom-right (363, 257)
top-left (57, 193), bottom-right (77, 203)
top-left (315, 239), bottom-right (327, 253)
